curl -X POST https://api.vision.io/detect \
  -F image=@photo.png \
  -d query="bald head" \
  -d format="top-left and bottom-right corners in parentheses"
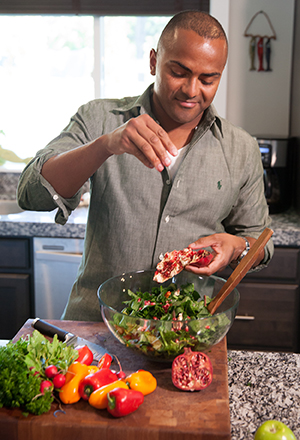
top-left (158, 10), bottom-right (228, 56)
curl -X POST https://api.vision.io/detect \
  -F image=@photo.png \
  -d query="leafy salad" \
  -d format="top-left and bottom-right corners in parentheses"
top-left (110, 282), bottom-right (231, 359)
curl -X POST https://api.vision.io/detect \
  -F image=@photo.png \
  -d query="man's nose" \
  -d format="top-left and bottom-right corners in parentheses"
top-left (182, 78), bottom-right (198, 98)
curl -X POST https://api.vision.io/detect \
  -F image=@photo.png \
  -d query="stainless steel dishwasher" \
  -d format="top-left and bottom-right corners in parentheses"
top-left (33, 237), bottom-right (84, 319)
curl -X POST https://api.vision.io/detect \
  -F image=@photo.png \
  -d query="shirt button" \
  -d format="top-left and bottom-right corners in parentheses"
top-left (165, 215), bottom-right (170, 223)
top-left (53, 194), bottom-right (59, 201)
top-left (166, 179), bottom-right (171, 185)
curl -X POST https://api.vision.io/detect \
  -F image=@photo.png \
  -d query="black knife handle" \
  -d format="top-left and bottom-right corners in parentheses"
top-left (32, 318), bottom-right (70, 341)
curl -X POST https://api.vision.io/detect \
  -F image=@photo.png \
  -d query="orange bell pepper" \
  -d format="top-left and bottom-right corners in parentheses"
top-left (125, 370), bottom-right (157, 396)
top-left (88, 380), bottom-right (129, 409)
top-left (59, 361), bottom-right (90, 404)
top-left (87, 365), bottom-right (99, 374)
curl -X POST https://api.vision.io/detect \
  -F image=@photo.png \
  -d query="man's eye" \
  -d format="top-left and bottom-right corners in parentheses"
top-left (201, 79), bottom-right (213, 86)
top-left (171, 70), bottom-right (185, 77)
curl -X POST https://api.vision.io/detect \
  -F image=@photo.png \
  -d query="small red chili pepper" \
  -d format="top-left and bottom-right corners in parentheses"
top-left (75, 345), bottom-right (94, 365)
top-left (107, 387), bottom-right (144, 417)
top-left (97, 353), bottom-right (113, 369)
top-left (78, 368), bottom-right (118, 400)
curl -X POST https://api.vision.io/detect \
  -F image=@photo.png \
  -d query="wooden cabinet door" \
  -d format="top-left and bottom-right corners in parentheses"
top-left (0, 238), bottom-right (31, 269)
top-left (227, 282), bottom-right (299, 351)
top-left (0, 274), bottom-right (31, 339)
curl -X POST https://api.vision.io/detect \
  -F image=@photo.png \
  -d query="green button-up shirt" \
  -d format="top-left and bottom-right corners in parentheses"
top-left (17, 85), bottom-right (273, 321)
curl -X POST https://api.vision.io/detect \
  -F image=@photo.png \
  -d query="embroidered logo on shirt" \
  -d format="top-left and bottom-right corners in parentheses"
top-left (217, 180), bottom-right (222, 190)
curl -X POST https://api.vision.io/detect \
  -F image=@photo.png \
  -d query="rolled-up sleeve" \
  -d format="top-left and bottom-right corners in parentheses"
top-left (17, 110), bottom-right (94, 224)
top-left (17, 151), bottom-right (82, 224)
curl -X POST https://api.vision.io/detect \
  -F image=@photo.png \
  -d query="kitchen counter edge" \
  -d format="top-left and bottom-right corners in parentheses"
top-left (0, 207), bottom-right (300, 246)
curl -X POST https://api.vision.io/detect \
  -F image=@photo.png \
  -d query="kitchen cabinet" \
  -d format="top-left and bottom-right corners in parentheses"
top-left (0, 237), bottom-right (34, 339)
top-left (224, 247), bottom-right (300, 352)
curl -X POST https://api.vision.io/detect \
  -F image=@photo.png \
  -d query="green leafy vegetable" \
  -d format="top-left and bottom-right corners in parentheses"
top-left (25, 331), bottom-right (78, 376)
top-left (0, 331), bottom-right (78, 415)
top-left (122, 283), bottom-right (212, 321)
top-left (111, 283), bottom-right (231, 359)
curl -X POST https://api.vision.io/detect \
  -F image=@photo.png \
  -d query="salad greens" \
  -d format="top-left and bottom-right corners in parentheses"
top-left (122, 282), bottom-right (212, 320)
top-left (110, 283), bottom-right (231, 359)
top-left (0, 330), bottom-right (78, 415)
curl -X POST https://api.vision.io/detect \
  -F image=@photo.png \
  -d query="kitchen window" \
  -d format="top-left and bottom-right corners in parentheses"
top-left (0, 15), bottom-right (171, 170)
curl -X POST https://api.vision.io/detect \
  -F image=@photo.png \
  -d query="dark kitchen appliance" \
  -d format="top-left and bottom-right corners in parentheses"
top-left (256, 137), bottom-right (292, 214)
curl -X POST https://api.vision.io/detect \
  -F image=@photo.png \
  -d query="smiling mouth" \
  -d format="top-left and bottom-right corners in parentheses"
top-left (177, 100), bottom-right (198, 109)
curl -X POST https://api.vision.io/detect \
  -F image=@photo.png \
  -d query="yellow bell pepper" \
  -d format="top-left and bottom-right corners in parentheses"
top-left (59, 361), bottom-right (90, 404)
top-left (88, 380), bottom-right (129, 409)
top-left (125, 370), bottom-right (157, 396)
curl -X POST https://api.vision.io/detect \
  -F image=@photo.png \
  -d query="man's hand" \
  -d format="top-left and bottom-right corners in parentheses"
top-left (104, 114), bottom-right (178, 172)
top-left (185, 233), bottom-right (264, 275)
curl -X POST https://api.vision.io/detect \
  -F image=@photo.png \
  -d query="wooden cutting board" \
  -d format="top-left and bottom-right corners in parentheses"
top-left (0, 319), bottom-right (231, 440)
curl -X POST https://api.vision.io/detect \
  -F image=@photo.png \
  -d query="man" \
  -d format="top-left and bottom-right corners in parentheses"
top-left (17, 10), bottom-right (273, 321)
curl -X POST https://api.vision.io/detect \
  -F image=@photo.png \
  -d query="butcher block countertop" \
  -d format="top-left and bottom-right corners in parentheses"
top-left (1, 320), bottom-right (299, 440)
top-left (1, 319), bottom-right (231, 440)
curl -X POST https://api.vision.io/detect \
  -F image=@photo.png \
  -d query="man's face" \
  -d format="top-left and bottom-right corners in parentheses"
top-left (150, 28), bottom-right (227, 129)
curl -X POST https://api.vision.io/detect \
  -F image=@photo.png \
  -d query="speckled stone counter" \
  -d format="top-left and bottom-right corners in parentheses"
top-left (270, 208), bottom-right (300, 247)
top-left (228, 349), bottom-right (300, 439)
top-left (1, 205), bottom-right (300, 246)
top-left (0, 206), bottom-right (88, 238)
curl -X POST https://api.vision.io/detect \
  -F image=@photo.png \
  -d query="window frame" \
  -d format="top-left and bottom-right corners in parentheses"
top-left (0, 0), bottom-right (209, 16)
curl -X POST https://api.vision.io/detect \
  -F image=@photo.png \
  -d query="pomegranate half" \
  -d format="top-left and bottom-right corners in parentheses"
top-left (172, 347), bottom-right (213, 391)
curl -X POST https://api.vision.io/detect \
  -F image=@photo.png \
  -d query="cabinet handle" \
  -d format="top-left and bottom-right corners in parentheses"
top-left (235, 315), bottom-right (255, 320)
top-left (42, 245), bottom-right (65, 251)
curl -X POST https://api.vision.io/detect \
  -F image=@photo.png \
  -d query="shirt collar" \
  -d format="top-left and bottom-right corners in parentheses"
top-left (200, 104), bottom-right (224, 137)
top-left (111, 84), bottom-right (153, 115)
top-left (111, 84), bottom-right (224, 137)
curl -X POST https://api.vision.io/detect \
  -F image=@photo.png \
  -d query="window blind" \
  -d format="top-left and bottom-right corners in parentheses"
top-left (0, 0), bottom-right (209, 15)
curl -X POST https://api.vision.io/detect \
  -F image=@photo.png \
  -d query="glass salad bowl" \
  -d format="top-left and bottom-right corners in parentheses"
top-left (97, 270), bottom-right (239, 362)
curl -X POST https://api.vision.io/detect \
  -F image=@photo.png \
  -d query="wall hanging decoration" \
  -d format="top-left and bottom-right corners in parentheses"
top-left (244, 10), bottom-right (276, 72)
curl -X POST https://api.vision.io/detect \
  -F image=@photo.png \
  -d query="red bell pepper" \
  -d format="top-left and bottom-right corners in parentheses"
top-left (107, 387), bottom-right (144, 417)
top-left (76, 345), bottom-right (94, 365)
top-left (78, 368), bottom-right (118, 400)
top-left (97, 353), bottom-right (113, 369)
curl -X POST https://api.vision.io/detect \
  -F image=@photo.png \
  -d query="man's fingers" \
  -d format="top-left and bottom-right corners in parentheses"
top-left (142, 117), bottom-right (178, 158)
top-left (107, 115), bottom-right (177, 171)
top-left (127, 116), bottom-right (177, 171)
top-left (131, 145), bottom-right (155, 169)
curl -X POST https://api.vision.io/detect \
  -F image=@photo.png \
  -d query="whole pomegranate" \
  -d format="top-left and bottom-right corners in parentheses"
top-left (172, 347), bottom-right (213, 391)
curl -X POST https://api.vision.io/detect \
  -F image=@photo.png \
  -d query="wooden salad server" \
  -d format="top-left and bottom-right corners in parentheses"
top-left (207, 228), bottom-right (274, 315)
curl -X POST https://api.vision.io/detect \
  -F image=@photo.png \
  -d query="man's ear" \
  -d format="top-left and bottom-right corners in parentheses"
top-left (149, 49), bottom-right (157, 76)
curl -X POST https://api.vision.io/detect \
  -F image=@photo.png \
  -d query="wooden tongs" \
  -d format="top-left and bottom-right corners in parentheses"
top-left (207, 228), bottom-right (273, 315)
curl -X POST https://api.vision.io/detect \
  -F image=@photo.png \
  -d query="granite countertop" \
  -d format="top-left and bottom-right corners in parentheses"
top-left (0, 206), bottom-right (88, 238)
top-left (1, 205), bottom-right (300, 247)
top-left (228, 349), bottom-right (300, 439)
top-left (270, 208), bottom-right (300, 247)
